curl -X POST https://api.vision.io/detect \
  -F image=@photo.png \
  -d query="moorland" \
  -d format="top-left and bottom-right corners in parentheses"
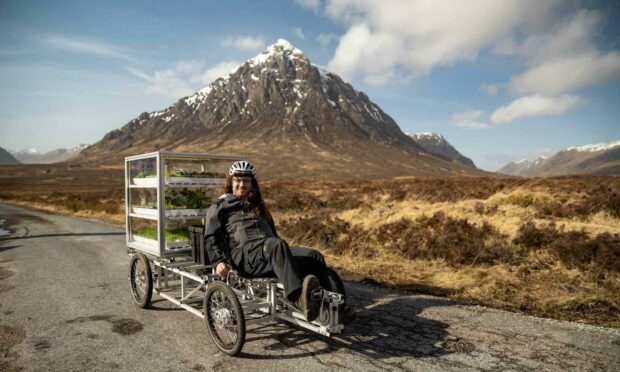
top-left (1, 164), bottom-right (618, 327)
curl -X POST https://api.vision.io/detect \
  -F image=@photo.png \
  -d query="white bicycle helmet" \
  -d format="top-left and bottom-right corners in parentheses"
top-left (229, 160), bottom-right (256, 176)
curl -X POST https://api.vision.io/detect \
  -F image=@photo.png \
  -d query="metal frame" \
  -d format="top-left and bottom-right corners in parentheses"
top-left (139, 254), bottom-right (345, 336)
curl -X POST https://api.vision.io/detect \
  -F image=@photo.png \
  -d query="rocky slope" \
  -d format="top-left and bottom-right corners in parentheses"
top-left (79, 39), bottom-right (485, 179)
top-left (0, 146), bottom-right (20, 165)
top-left (499, 141), bottom-right (620, 176)
top-left (408, 132), bottom-right (476, 168)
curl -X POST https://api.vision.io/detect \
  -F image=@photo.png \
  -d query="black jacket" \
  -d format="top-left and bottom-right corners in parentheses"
top-left (204, 194), bottom-right (278, 266)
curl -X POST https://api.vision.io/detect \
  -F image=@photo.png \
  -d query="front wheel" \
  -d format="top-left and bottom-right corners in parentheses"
top-left (129, 253), bottom-right (152, 308)
top-left (204, 281), bottom-right (246, 356)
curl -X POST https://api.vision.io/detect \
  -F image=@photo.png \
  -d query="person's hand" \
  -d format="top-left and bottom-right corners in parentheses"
top-left (215, 262), bottom-right (230, 277)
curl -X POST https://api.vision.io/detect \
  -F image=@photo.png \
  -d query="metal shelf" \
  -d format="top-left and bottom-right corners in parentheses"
top-left (128, 183), bottom-right (222, 189)
top-left (129, 213), bottom-right (206, 221)
top-left (125, 151), bottom-right (243, 258)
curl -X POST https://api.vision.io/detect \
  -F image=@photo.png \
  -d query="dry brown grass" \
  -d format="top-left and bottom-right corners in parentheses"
top-left (1, 168), bottom-right (619, 327)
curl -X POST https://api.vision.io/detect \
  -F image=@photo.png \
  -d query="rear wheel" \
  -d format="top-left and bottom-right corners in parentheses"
top-left (204, 281), bottom-right (246, 356)
top-left (325, 267), bottom-right (346, 309)
top-left (129, 253), bottom-right (152, 308)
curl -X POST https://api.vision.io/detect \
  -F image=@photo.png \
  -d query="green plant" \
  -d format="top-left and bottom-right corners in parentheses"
top-left (134, 226), bottom-right (190, 242)
top-left (164, 189), bottom-right (208, 209)
top-left (136, 171), bottom-right (156, 178)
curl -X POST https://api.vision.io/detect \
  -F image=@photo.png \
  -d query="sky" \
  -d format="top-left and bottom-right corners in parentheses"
top-left (0, 0), bottom-right (619, 171)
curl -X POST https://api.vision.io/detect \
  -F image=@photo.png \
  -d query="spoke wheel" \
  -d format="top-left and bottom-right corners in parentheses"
top-left (204, 281), bottom-right (245, 356)
top-left (129, 253), bottom-right (152, 308)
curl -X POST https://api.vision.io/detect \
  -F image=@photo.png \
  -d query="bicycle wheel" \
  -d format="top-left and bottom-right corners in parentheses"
top-left (204, 281), bottom-right (246, 356)
top-left (129, 253), bottom-right (152, 308)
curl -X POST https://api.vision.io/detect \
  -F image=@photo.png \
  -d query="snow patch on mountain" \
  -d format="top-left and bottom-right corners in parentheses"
top-left (566, 140), bottom-right (620, 153)
top-left (514, 156), bottom-right (548, 165)
top-left (408, 132), bottom-right (476, 168)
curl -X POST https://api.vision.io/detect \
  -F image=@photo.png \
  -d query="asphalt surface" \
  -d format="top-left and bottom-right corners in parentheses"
top-left (0, 203), bottom-right (619, 371)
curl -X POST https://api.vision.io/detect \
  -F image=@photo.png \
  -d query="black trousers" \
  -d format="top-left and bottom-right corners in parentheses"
top-left (234, 237), bottom-right (329, 301)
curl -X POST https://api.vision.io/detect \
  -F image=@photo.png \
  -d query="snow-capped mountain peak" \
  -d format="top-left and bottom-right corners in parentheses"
top-left (565, 140), bottom-right (620, 153)
top-left (408, 132), bottom-right (476, 168)
top-left (178, 39), bottom-right (311, 113)
top-left (7, 144), bottom-right (89, 163)
top-left (499, 140), bottom-right (620, 176)
top-left (249, 39), bottom-right (305, 66)
top-left (9, 148), bottom-right (40, 156)
top-left (514, 155), bottom-right (547, 165)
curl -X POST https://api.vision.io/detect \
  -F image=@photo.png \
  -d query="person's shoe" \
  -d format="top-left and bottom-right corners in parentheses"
top-left (294, 275), bottom-right (322, 321)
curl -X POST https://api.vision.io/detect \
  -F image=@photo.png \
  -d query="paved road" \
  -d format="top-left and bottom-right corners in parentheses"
top-left (0, 203), bottom-right (619, 371)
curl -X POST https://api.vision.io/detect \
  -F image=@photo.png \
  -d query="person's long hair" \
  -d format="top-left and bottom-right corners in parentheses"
top-left (221, 175), bottom-right (270, 218)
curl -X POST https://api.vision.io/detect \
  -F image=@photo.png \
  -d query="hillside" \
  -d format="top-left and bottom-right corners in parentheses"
top-left (79, 40), bottom-right (486, 179)
top-left (409, 132), bottom-right (476, 168)
top-left (0, 146), bottom-right (20, 165)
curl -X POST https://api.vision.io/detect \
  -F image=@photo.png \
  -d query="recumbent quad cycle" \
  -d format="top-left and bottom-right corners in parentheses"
top-left (125, 152), bottom-right (348, 355)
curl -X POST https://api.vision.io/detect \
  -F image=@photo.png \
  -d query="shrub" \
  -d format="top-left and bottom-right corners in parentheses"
top-left (513, 220), bottom-right (559, 248)
top-left (375, 212), bottom-right (512, 266)
top-left (514, 220), bottom-right (620, 272)
top-left (277, 214), bottom-right (365, 254)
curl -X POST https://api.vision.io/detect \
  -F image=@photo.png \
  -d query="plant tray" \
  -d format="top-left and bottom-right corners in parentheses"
top-left (133, 177), bottom-right (157, 186)
top-left (132, 235), bottom-right (189, 250)
top-left (132, 206), bottom-right (206, 217)
top-left (164, 176), bottom-right (225, 185)
top-left (132, 177), bottom-right (225, 187)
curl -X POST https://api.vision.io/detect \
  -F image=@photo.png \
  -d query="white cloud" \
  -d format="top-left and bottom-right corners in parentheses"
top-left (222, 35), bottom-right (266, 51)
top-left (501, 10), bottom-right (620, 95)
top-left (126, 66), bottom-right (193, 98)
top-left (324, 0), bottom-right (555, 84)
top-left (328, 23), bottom-right (412, 84)
top-left (496, 10), bottom-right (598, 64)
top-left (490, 94), bottom-right (581, 124)
top-left (292, 27), bottom-right (306, 40)
top-left (295, 0), bottom-right (321, 12)
top-left (480, 83), bottom-right (500, 96)
top-left (44, 34), bottom-right (137, 63)
top-left (126, 59), bottom-right (241, 98)
top-left (450, 110), bottom-right (491, 129)
top-left (487, 9), bottom-right (619, 123)
top-left (316, 33), bottom-right (336, 49)
top-left (510, 51), bottom-right (620, 95)
top-left (201, 60), bottom-right (242, 85)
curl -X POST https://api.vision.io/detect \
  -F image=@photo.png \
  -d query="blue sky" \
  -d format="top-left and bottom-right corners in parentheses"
top-left (1, 0), bottom-right (619, 170)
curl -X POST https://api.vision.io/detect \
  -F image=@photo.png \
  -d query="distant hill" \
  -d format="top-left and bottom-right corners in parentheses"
top-left (408, 132), bottom-right (476, 168)
top-left (9, 148), bottom-right (39, 163)
top-left (0, 146), bottom-right (20, 165)
top-left (11, 144), bottom-right (89, 164)
top-left (78, 39), bottom-right (487, 179)
top-left (498, 141), bottom-right (620, 176)
top-left (498, 156), bottom-right (548, 176)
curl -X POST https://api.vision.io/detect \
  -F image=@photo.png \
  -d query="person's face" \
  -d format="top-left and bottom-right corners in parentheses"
top-left (232, 175), bottom-right (253, 198)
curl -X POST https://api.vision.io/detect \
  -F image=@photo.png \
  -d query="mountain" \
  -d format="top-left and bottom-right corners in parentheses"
top-left (0, 146), bottom-right (20, 165)
top-left (79, 39), bottom-right (486, 179)
top-left (498, 141), bottom-right (620, 176)
top-left (10, 148), bottom-right (39, 163)
top-left (497, 156), bottom-right (548, 176)
top-left (11, 144), bottom-right (89, 164)
top-left (408, 132), bottom-right (476, 168)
